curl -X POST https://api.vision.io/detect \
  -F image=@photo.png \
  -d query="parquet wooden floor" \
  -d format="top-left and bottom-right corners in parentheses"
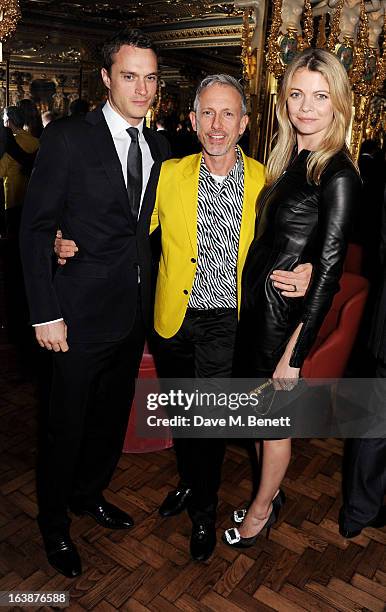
top-left (0, 344), bottom-right (385, 612)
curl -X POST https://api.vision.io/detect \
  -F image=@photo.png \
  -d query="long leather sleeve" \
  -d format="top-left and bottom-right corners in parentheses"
top-left (290, 168), bottom-right (361, 367)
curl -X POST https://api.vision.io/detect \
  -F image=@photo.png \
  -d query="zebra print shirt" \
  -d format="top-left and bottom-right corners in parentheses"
top-left (189, 147), bottom-right (244, 309)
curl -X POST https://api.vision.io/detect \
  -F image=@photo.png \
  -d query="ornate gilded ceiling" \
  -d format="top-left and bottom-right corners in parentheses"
top-left (19, 1), bottom-right (242, 28)
top-left (7, 0), bottom-right (246, 81)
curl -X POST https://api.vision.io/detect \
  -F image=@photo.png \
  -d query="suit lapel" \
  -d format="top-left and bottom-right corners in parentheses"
top-left (238, 150), bottom-right (259, 261)
top-left (85, 107), bottom-right (136, 228)
top-left (143, 126), bottom-right (161, 162)
top-left (140, 127), bottom-right (161, 222)
top-left (179, 154), bottom-right (202, 257)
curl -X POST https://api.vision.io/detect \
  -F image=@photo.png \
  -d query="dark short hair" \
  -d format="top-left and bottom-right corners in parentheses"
top-left (102, 28), bottom-right (157, 73)
top-left (4, 106), bottom-right (24, 129)
top-left (156, 116), bottom-right (166, 128)
top-left (69, 98), bottom-right (90, 116)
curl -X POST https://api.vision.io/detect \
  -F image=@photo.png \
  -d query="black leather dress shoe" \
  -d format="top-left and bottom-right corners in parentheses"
top-left (70, 500), bottom-right (134, 529)
top-left (339, 524), bottom-right (363, 539)
top-left (339, 506), bottom-right (386, 539)
top-left (159, 486), bottom-right (192, 517)
top-left (190, 523), bottom-right (216, 561)
top-left (44, 535), bottom-right (82, 578)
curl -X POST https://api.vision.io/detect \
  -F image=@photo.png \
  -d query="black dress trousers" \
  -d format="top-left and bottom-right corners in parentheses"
top-left (153, 308), bottom-right (238, 524)
top-left (341, 359), bottom-right (386, 529)
top-left (37, 294), bottom-right (145, 534)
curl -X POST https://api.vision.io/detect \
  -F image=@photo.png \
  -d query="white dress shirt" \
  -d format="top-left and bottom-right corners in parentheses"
top-left (34, 101), bottom-right (154, 327)
top-left (102, 100), bottom-right (154, 209)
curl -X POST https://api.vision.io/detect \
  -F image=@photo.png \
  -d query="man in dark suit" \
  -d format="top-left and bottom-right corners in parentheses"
top-left (19, 28), bottom-right (170, 578)
top-left (339, 191), bottom-right (386, 538)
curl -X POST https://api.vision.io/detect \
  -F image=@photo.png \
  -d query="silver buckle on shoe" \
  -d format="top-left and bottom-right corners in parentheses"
top-left (233, 509), bottom-right (247, 523)
top-left (224, 528), bottom-right (241, 544)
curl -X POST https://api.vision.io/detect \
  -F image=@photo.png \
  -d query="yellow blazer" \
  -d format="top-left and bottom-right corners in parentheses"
top-left (151, 149), bottom-right (265, 338)
top-left (0, 131), bottom-right (39, 210)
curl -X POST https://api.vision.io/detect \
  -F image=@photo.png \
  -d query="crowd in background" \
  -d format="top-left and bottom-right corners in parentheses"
top-left (0, 10), bottom-right (382, 579)
top-left (0, 95), bottom-right (385, 381)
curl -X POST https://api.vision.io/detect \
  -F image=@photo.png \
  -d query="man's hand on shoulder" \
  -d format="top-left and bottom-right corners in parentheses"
top-left (35, 320), bottom-right (69, 352)
top-left (55, 229), bottom-right (78, 265)
top-left (270, 263), bottom-right (313, 298)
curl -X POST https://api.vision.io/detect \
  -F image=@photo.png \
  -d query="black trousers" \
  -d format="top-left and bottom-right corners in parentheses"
top-left (154, 308), bottom-right (238, 524)
top-left (4, 207), bottom-right (35, 376)
top-left (37, 296), bottom-right (145, 534)
top-left (341, 359), bottom-right (386, 529)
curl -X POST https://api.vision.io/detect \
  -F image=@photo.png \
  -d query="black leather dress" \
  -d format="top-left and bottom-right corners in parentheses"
top-left (235, 148), bottom-right (361, 376)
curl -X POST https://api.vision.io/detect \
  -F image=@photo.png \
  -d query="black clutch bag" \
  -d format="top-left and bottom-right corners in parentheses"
top-left (249, 379), bottom-right (276, 416)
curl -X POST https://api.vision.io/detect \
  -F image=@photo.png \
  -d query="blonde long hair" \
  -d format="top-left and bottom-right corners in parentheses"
top-left (266, 48), bottom-right (353, 185)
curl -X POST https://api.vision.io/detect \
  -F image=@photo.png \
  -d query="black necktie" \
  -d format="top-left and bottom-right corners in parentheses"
top-left (126, 127), bottom-right (142, 220)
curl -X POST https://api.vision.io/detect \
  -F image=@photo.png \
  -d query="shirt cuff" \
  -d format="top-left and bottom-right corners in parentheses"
top-left (33, 318), bottom-right (64, 327)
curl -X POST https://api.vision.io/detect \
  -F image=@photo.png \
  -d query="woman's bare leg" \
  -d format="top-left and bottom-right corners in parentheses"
top-left (239, 438), bottom-right (291, 538)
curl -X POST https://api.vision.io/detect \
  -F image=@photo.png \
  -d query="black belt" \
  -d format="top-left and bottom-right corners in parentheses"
top-left (186, 307), bottom-right (236, 318)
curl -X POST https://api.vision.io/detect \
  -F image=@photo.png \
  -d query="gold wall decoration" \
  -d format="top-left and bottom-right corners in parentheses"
top-left (237, 1), bottom-right (269, 160)
top-left (152, 78), bottom-right (163, 123)
top-left (350, 0), bottom-right (369, 87)
top-left (316, 13), bottom-right (327, 48)
top-left (366, 96), bottom-right (385, 144)
top-left (350, 9), bottom-right (386, 158)
top-left (326, 0), bottom-right (354, 73)
top-left (241, 8), bottom-right (253, 88)
top-left (299, 0), bottom-right (313, 50)
top-left (266, 0), bottom-right (315, 77)
top-left (326, 0), bottom-right (344, 51)
top-left (0, 0), bottom-right (20, 42)
top-left (351, 93), bottom-right (369, 160)
top-left (262, 0), bottom-right (386, 162)
top-left (266, 0), bottom-right (286, 77)
top-left (0, 0), bottom-right (21, 61)
top-left (152, 25), bottom-right (244, 49)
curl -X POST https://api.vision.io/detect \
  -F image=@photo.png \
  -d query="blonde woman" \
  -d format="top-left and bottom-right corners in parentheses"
top-left (224, 48), bottom-right (361, 548)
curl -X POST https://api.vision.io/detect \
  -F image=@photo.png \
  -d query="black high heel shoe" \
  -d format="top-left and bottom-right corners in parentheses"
top-left (223, 504), bottom-right (278, 548)
top-left (223, 490), bottom-right (286, 548)
top-left (232, 489), bottom-right (286, 524)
